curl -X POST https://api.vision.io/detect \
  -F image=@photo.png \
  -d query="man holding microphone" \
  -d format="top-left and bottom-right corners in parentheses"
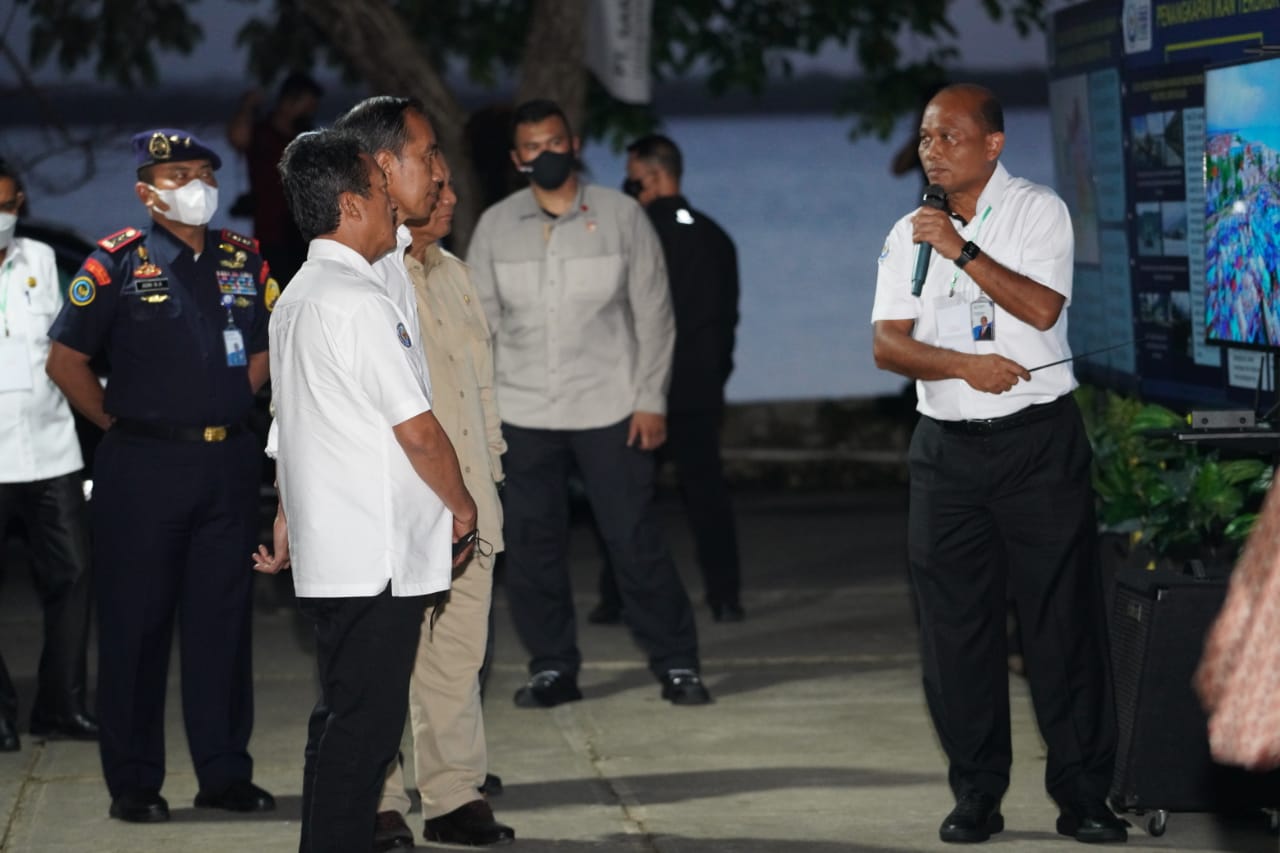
top-left (870, 84), bottom-right (1124, 846)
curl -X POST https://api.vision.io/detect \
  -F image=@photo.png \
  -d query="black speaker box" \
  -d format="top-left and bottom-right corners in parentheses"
top-left (1110, 566), bottom-right (1280, 812)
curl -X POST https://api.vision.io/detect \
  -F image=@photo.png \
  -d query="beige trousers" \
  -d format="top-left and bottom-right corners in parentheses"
top-left (379, 550), bottom-right (493, 819)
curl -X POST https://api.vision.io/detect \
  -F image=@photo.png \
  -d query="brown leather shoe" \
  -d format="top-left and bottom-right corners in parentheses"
top-left (373, 809), bottom-right (414, 850)
top-left (423, 799), bottom-right (514, 846)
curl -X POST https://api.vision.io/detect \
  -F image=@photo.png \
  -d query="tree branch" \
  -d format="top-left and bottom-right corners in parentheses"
top-left (296, 0), bottom-right (484, 250)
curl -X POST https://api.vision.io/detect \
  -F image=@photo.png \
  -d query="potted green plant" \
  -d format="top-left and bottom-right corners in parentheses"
top-left (1076, 386), bottom-right (1272, 573)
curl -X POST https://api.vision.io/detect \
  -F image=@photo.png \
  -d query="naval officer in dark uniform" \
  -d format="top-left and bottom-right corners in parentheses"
top-left (46, 128), bottom-right (279, 823)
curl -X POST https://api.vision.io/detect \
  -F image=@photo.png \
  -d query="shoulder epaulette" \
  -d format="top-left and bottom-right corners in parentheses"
top-left (221, 229), bottom-right (260, 254)
top-left (97, 227), bottom-right (144, 253)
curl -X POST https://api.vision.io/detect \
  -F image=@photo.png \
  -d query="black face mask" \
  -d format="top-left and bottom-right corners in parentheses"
top-left (622, 178), bottom-right (643, 198)
top-left (521, 150), bottom-right (574, 190)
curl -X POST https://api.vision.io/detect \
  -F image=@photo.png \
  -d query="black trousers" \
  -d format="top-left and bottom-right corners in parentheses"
top-left (502, 419), bottom-right (700, 679)
top-left (297, 585), bottom-right (426, 853)
top-left (598, 410), bottom-right (742, 609)
top-left (92, 430), bottom-right (260, 797)
top-left (0, 471), bottom-right (93, 724)
top-left (907, 396), bottom-right (1116, 805)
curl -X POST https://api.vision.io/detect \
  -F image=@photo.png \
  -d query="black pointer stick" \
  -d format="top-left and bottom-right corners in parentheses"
top-left (1027, 339), bottom-right (1141, 372)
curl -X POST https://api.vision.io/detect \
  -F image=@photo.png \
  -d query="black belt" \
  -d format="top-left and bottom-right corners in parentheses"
top-left (113, 417), bottom-right (246, 443)
top-left (931, 395), bottom-right (1069, 436)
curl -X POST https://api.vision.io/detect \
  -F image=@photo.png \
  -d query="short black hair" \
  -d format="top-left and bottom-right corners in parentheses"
top-left (334, 95), bottom-right (427, 159)
top-left (278, 71), bottom-right (324, 102)
top-left (510, 99), bottom-right (574, 147)
top-left (626, 134), bottom-right (683, 181)
top-left (278, 129), bottom-right (371, 241)
top-left (938, 83), bottom-right (1004, 134)
top-left (0, 158), bottom-right (26, 196)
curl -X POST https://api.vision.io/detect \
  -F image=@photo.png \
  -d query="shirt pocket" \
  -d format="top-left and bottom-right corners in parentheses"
top-left (25, 304), bottom-right (58, 340)
top-left (563, 253), bottom-right (624, 307)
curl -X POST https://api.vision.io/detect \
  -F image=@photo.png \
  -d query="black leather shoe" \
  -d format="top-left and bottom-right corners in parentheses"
top-left (373, 809), bottom-right (415, 850)
top-left (513, 670), bottom-right (582, 708)
top-left (1056, 799), bottom-right (1128, 843)
top-left (0, 717), bottom-right (18, 752)
top-left (660, 669), bottom-right (712, 705)
top-left (479, 772), bottom-right (504, 796)
top-left (423, 799), bottom-right (514, 846)
top-left (30, 710), bottom-right (99, 741)
top-left (939, 791), bottom-right (1003, 843)
top-left (109, 789), bottom-right (170, 823)
top-left (710, 601), bottom-right (745, 622)
top-left (586, 602), bottom-right (623, 625)
top-left (193, 779), bottom-right (276, 812)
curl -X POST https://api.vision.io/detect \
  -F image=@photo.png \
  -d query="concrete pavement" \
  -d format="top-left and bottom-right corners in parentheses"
top-left (1, 488), bottom-right (1276, 852)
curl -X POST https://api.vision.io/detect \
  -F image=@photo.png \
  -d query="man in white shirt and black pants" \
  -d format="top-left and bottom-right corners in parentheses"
top-left (261, 129), bottom-right (476, 853)
top-left (871, 85), bottom-right (1125, 845)
top-left (0, 159), bottom-right (97, 751)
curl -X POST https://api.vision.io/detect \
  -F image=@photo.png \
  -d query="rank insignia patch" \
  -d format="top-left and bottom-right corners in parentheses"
top-left (97, 227), bottom-right (142, 253)
top-left (220, 229), bottom-right (259, 253)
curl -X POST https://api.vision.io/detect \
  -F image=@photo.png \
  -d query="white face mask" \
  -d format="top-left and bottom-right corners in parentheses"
top-left (0, 212), bottom-right (16, 251)
top-left (148, 179), bottom-right (218, 226)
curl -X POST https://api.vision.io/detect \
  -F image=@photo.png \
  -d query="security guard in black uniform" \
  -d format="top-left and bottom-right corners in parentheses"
top-left (599, 133), bottom-right (743, 622)
top-left (46, 128), bottom-right (279, 823)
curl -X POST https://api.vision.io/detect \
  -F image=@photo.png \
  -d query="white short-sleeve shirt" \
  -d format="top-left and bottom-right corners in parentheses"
top-left (0, 237), bottom-right (83, 482)
top-left (269, 238), bottom-right (450, 598)
top-left (871, 162), bottom-right (1078, 421)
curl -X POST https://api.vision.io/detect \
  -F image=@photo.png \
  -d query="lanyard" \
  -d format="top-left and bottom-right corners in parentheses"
top-left (948, 205), bottom-right (993, 298)
top-left (0, 256), bottom-right (14, 337)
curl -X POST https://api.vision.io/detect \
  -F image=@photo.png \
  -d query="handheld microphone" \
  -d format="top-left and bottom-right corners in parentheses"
top-left (912, 183), bottom-right (948, 298)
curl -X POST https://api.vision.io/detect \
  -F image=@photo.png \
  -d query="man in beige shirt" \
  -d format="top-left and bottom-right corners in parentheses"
top-left (374, 171), bottom-right (514, 850)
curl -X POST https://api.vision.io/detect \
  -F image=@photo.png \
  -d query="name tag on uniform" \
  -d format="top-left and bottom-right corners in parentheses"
top-left (216, 270), bottom-right (258, 296)
top-left (135, 277), bottom-right (170, 295)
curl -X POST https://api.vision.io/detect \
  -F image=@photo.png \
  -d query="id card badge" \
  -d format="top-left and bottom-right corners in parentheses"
top-left (971, 298), bottom-right (995, 342)
top-left (223, 326), bottom-right (248, 367)
top-left (935, 298), bottom-right (976, 354)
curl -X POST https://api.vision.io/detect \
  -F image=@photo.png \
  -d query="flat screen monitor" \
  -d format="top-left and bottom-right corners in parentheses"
top-left (1204, 53), bottom-right (1280, 349)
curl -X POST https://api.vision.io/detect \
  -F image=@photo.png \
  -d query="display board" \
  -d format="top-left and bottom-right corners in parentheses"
top-left (1048, 0), bottom-right (1280, 407)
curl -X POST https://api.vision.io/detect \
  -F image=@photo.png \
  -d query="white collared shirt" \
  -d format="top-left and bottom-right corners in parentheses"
top-left (375, 225), bottom-right (422, 344)
top-left (269, 238), bottom-right (449, 598)
top-left (871, 162), bottom-right (1077, 421)
top-left (0, 237), bottom-right (83, 483)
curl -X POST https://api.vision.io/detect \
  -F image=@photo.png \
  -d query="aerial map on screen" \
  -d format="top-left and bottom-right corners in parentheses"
top-left (1205, 55), bottom-right (1280, 349)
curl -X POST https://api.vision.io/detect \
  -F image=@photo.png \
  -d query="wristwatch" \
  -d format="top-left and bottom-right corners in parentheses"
top-left (955, 241), bottom-right (980, 269)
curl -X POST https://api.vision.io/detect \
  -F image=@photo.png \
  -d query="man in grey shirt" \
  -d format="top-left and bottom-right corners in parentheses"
top-left (468, 99), bottom-right (709, 708)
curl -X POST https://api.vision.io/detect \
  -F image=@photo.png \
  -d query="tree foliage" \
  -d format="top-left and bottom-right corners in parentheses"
top-left (12, 0), bottom-right (1046, 249)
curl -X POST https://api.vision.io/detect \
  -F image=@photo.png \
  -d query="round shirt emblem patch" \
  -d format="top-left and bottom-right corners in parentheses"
top-left (69, 276), bottom-right (96, 306)
top-left (396, 322), bottom-right (412, 348)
